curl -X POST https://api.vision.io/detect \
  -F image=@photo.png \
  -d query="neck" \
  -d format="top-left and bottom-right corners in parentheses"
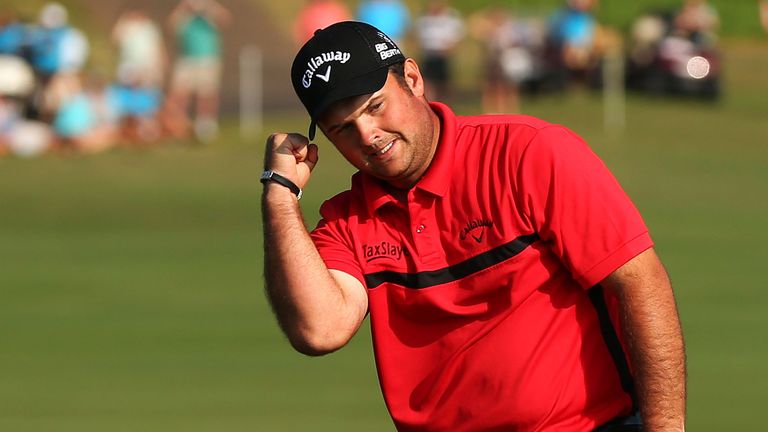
top-left (392, 107), bottom-right (441, 190)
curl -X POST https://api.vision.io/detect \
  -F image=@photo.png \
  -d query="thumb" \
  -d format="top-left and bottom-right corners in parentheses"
top-left (304, 143), bottom-right (319, 172)
top-left (296, 143), bottom-right (319, 184)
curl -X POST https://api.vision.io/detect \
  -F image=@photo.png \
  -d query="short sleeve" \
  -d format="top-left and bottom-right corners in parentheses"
top-left (518, 125), bottom-right (653, 288)
top-left (310, 200), bottom-right (366, 287)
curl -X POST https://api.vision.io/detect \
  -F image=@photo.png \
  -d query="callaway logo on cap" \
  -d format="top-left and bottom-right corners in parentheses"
top-left (290, 21), bottom-right (406, 140)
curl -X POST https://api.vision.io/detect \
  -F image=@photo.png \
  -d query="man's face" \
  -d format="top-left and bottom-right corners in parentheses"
top-left (317, 60), bottom-right (438, 190)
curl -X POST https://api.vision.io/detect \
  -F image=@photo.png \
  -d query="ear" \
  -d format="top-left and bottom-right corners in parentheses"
top-left (403, 58), bottom-right (425, 98)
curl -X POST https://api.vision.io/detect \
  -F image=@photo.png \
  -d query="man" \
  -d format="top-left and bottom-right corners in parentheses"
top-left (262, 21), bottom-right (686, 431)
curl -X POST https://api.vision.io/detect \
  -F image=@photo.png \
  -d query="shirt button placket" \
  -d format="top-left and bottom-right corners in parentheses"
top-left (409, 194), bottom-right (441, 264)
top-left (413, 221), bottom-right (440, 264)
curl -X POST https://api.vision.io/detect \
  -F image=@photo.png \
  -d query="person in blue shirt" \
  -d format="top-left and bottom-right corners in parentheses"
top-left (356, 0), bottom-right (411, 44)
top-left (0, 12), bottom-right (29, 57)
top-left (547, 0), bottom-right (598, 85)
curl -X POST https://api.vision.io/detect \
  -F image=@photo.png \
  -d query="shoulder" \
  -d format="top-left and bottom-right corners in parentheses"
top-left (457, 113), bottom-right (555, 131)
top-left (458, 113), bottom-right (582, 143)
top-left (318, 189), bottom-right (354, 221)
top-left (454, 113), bottom-right (567, 154)
top-left (453, 113), bottom-right (593, 173)
top-left (317, 172), bottom-right (382, 225)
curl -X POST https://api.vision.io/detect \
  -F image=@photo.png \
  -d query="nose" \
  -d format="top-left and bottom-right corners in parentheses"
top-left (355, 115), bottom-right (382, 148)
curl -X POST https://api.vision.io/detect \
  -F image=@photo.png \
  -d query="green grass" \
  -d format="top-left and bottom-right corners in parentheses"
top-left (1, 39), bottom-right (767, 431)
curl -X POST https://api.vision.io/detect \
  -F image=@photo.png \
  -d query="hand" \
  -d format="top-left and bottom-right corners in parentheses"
top-left (264, 133), bottom-right (319, 189)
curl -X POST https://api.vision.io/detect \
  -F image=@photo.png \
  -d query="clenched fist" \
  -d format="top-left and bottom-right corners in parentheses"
top-left (263, 133), bottom-right (319, 190)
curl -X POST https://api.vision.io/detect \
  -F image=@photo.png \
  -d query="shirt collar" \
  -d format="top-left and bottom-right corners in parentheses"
top-left (415, 102), bottom-right (456, 198)
top-left (357, 102), bottom-right (457, 216)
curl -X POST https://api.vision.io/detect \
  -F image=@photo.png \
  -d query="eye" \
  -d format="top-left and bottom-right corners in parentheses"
top-left (334, 122), bottom-right (354, 135)
top-left (369, 101), bottom-right (383, 112)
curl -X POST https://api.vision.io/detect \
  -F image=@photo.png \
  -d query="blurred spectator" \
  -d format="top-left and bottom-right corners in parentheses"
top-left (674, 0), bottom-right (719, 44)
top-left (1, 95), bottom-right (54, 158)
top-left (762, 0), bottom-right (768, 33)
top-left (548, 0), bottom-right (598, 82)
top-left (356, 0), bottom-right (411, 45)
top-left (27, 2), bottom-right (89, 120)
top-left (469, 6), bottom-right (546, 113)
top-left (112, 9), bottom-right (167, 90)
top-left (0, 11), bottom-right (29, 57)
top-left (626, 6), bottom-right (721, 99)
top-left (40, 66), bottom-right (82, 122)
top-left (0, 95), bottom-right (21, 155)
top-left (414, 0), bottom-right (464, 102)
top-left (167, 0), bottom-right (231, 142)
top-left (294, 0), bottom-right (351, 46)
top-left (108, 68), bottom-right (164, 144)
top-left (0, 54), bottom-right (35, 99)
top-left (52, 73), bottom-right (119, 153)
top-left (628, 12), bottom-right (668, 68)
top-left (0, 97), bottom-right (11, 155)
top-left (111, 9), bottom-right (166, 145)
top-left (0, 26), bottom-right (53, 158)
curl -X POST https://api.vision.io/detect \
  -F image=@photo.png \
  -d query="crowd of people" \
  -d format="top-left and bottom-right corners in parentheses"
top-left (296, 0), bottom-right (728, 113)
top-left (0, 0), bottom-right (230, 158)
top-left (625, 0), bottom-right (722, 98)
top-left (1, 0), bottom-right (744, 158)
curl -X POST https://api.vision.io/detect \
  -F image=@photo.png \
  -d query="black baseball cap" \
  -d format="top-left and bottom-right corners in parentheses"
top-left (290, 21), bottom-right (406, 140)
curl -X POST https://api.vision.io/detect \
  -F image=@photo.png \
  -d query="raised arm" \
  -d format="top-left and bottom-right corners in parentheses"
top-left (167, 0), bottom-right (190, 31)
top-left (202, 0), bottom-right (232, 28)
top-left (261, 133), bottom-right (368, 356)
top-left (602, 248), bottom-right (686, 432)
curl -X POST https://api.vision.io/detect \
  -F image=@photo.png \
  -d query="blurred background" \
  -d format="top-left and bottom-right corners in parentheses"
top-left (0, 0), bottom-right (766, 430)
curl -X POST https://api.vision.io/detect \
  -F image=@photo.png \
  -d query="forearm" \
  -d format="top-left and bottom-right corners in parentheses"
top-left (623, 290), bottom-right (686, 431)
top-left (262, 184), bottom-right (364, 355)
top-left (607, 249), bottom-right (686, 431)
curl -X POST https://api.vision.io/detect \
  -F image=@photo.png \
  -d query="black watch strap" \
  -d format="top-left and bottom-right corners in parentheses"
top-left (260, 170), bottom-right (302, 200)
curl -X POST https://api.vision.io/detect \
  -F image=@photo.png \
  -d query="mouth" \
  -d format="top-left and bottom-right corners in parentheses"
top-left (368, 139), bottom-right (396, 161)
top-left (377, 141), bottom-right (395, 155)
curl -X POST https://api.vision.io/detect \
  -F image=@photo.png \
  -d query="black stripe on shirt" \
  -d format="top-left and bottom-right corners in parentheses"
top-left (364, 233), bottom-right (540, 289)
top-left (588, 285), bottom-right (638, 409)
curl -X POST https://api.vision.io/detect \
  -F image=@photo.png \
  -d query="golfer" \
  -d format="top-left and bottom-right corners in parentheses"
top-left (261, 21), bottom-right (685, 432)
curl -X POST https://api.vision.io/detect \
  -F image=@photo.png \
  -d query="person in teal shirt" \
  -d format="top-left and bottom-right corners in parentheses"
top-left (167, 0), bottom-right (231, 141)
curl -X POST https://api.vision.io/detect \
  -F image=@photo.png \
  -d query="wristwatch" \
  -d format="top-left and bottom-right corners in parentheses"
top-left (260, 170), bottom-right (303, 200)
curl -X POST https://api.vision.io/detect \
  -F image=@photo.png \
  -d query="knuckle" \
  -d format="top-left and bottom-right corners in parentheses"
top-left (288, 133), bottom-right (308, 146)
top-left (267, 132), bottom-right (287, 145)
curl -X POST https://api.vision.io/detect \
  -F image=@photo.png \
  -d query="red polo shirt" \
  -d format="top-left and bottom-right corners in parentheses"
top-left (310, 103), bottom-right (652, 431)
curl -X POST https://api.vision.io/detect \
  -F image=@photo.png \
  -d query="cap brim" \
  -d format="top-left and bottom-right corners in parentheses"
top-left (307, 66), bottom-right (390, 140)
